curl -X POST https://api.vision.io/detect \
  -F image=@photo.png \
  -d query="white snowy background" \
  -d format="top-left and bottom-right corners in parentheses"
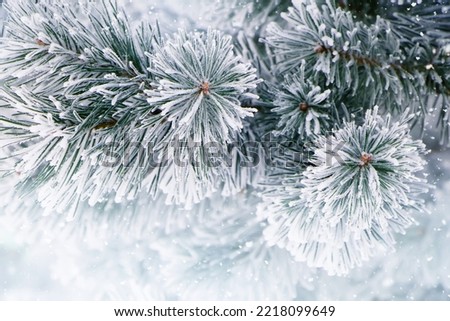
top-left (0, 0), bottom-right (449, 301)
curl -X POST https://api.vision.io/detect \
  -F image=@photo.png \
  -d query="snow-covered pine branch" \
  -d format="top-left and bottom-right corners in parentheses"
top-left (144, 28), bottom-right (260, 144)
top-left (259, 107), bottom-right (429, 275)
top-left (271, 63), bottom-right (335, 138)
top-left (0, 0), bottom-right (264, 213)
top-left (0, 0), bottom-right (448, 295)
top-left (263, 0), bottom-right (450, 135)
top-left (0, 0), bottom-right (162, 217)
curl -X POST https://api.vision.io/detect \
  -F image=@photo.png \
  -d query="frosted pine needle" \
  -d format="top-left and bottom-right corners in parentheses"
top-left (272, 65), bottom-right (332, 138)
top-left (259, 107), bottom-right (429, 275)
top-left (302, 106), bottom-right (428, 234)
top-left (144, 29), bottom-right (260, 144)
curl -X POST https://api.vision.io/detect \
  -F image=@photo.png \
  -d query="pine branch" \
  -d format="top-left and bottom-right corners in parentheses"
top-left (262, 0), bottom-right (449, 130)
top-left (339, 0), bottom-right (450, 141)
top-left (0, 0), bottom-right (446, 284)
top-left (386, 5), bottom-right (450, 142)
top-left (0, 0), bottom-right (161, 216)
top-left (0, 0), bottom-right (266, 213)
top-left (271, 63), bottom-right (335, 138)
top-left (143, 28), bottom-right (260, 144)
top-left (259, 107), bottom-right (429, 275)
top-left (122, 28), bottom-right (264, 208)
